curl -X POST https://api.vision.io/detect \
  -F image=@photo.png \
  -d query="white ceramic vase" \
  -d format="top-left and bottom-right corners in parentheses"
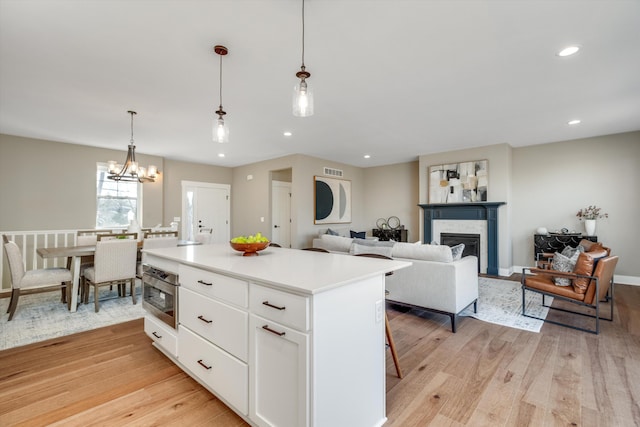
top-left (584, 219), bottom-right (596, 236)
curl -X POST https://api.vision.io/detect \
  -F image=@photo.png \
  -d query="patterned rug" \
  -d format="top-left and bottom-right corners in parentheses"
top-left (460, 277), bottom-right (552, 333)
top-left (0, 286), bottom-right (145, 351)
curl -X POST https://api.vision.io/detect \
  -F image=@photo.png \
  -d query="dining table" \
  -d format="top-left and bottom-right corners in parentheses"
top-left (37, 239), bottom-right (200, 312)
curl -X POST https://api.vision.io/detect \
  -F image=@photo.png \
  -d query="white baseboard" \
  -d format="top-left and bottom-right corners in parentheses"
top-left (510, 265), bottom-right (640, 286)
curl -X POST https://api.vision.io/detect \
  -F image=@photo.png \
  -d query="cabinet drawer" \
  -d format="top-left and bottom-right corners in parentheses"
top-left (250, 284), bottom-right (310, 332)
top-left (144, 315), bottom-right (178, 357)
top-left (179, 264), bottom-right (248, 308)
top-left (179, 287), bottom-right (248, 362)
top-left (179, 327), bottom-right (248, 415)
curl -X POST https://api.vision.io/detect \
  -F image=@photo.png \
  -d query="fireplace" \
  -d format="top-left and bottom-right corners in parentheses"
top-left (441, 233), bottom-right (481, 272)
top-left (419, 202), bottom-right (505, 275)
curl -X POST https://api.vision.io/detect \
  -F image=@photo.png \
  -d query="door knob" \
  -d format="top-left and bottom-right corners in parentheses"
top-left (274, 225), bottom-right (279, 228)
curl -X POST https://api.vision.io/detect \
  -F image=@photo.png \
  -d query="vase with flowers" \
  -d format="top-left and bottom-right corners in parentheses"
top-left (576, 205), bottom-right (608, 236)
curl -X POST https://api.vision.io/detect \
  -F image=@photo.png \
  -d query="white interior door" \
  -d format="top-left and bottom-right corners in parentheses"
top-left (271, 181), bottom-right (291, 248)
top-left (182, 181), bottom-right (230, 243)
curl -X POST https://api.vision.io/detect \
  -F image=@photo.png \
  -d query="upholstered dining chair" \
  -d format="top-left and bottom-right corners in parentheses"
top-left (82, 238), bottom-right (138, 312)
top-left (355, 253), bottom-right (403, 379)
top-left (2, 235), bottom-right (73, 320)
top-left (136, 234), bottom-right (179, 278)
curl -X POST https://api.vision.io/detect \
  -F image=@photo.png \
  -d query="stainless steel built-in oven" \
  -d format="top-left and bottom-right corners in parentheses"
top-left (142, 265), bottom-right (179, 329)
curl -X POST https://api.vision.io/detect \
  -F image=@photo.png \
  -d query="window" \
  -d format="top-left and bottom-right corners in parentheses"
top-left (96, 163), bottom-right (142, 229)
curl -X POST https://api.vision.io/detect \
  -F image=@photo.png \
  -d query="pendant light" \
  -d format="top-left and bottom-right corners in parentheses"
top-left (293, 0), bottom-right (313, 117)
top-left (107, 110), bottom-right (157, 183)
top-left (213, 45), bottom-right (229, 143)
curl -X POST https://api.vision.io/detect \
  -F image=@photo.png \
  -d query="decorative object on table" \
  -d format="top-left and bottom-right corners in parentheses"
top-left (212, 45), bottom-right (230, 143)
top-left (230, 233), bottom-right (270, 256)
top-left (536, 227), bottom-right (548, 235)
top-left (314, 176), bottom-right (351, 224)
top-left (107, 111), bottom-right (158, 183)
top-left (428, 159), bottom-right (488, 203)
top-left (386, 216), bottom-right (400, 229)
top-left (127, 218), bottom-right (143, 241)
top-left (576, 205), bottom-right (608, 236)
top-left (292, 0), bottom-right (314, 117)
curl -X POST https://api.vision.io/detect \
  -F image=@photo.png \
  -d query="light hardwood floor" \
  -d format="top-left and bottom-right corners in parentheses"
top-left (1, 280), bottom-right (638, 426)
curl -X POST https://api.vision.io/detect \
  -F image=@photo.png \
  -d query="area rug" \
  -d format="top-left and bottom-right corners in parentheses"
top-left (459, 277), bottom-right (552, 333)
top-left (0, 287), bottom-right (145, 351)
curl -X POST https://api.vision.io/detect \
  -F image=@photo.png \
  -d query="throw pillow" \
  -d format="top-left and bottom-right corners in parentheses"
top-left (552, 251), bottom-right (579, 286)
top-left (318, 234), bottom-right (353, 252)
top-left (450, 243), bottom-right (465, 261)
top-left (350, 242), bottom-right (393, 258)
top-left (325, 228), bottom-right (339, 236)
top-left (561, 245), bottom-right (584, 259)
top-left (350, 230), bottom-right (366, 239)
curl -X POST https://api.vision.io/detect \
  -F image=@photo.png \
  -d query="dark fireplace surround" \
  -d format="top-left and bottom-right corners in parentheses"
top-left (419, 202), bottom-right (505, 276)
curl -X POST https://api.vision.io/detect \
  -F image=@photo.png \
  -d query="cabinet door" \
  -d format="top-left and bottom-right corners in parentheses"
top-left (249, 315), bottom-right (309, 427)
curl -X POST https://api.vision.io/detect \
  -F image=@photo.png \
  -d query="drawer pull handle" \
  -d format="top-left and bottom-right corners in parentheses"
top-left (262, 325), bottom-right (286, 337)
top-left (198, 315), bottom-right (213, 324)
top-left (262, 301), bottom-right (286, 311)
top-left (152, 331), bottom-right (162, 339)
top-left (197, 359), bottom-right (212, 370)
top-left (197, 279), bottom-right (213, 286)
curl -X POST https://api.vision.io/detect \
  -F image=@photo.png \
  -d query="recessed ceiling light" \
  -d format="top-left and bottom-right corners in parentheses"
top-left (364, 154), bottom-right (371, 159)
top-left (568, 119), bottom-right (581, 125)
top-left (218, 153), bottom-right (225, 157)
top-left (557, 46), bottom-right (580, 57)
top-left (283, 131), bottom-right (292, 137)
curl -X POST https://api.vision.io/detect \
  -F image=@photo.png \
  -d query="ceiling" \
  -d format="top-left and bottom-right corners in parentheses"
top-left (1, 0), bottom-right (639, 168)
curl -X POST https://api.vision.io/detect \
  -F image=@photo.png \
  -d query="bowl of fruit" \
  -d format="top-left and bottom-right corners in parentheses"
top-left (230, 233), bottom-right (270, 256)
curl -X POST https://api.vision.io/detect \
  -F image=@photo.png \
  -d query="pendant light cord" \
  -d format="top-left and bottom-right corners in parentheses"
top-left (219, 53), bottom-right (223, 109)
top-left (301, 0), bottom-right (305, 67)
top-left (129, 111), bottom-right (135, 144)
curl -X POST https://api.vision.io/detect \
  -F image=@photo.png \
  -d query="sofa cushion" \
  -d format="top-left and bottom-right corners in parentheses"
top-left (350, 230), bottom-right (366, 239)
top-left (318, 234), bottom-right (353, 252)
top-left (350, 242), bottom-right (394, 258)
top-left (325, 228), bottom-right (339, 236)
top-left (391, 242), bottom-right (453, 263)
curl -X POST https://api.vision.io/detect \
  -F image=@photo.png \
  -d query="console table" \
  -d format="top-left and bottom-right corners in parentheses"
top-left (372, 228), bottom-right (408, 242)
top-left (534, 234), bottom-right (597, 260)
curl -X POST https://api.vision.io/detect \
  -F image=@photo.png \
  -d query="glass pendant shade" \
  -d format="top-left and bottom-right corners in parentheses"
top-left (293, 79), bottom-right (314, 117)
top-left (213, 116), bottom-right (229, 143)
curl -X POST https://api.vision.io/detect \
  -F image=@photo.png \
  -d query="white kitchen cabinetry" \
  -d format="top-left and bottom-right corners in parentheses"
top-left (144, 315), bottom-right (178, 357)
top-left (142, 244), bottom-right (411, 427)
top-left (249, 283), bottom-right (310, 427)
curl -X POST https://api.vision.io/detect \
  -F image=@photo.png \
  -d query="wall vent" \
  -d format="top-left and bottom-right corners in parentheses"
top-left (323, 167), bottom-right (343, 177)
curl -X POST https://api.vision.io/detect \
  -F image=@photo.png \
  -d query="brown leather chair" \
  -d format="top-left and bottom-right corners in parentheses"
top-left (522, 252), bottom-right (618, 334)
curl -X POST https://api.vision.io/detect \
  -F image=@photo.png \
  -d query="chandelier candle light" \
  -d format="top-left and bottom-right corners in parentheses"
top-left (213, 45), bottom-right (229, 143)
top-left (107, 110), bottom-right (157, 183)
top-left (293, 0), bottom-right (313, 117)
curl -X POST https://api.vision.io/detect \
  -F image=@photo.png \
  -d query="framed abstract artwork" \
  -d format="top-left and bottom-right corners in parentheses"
top-left (428, 159), bottom-right (488, 203)
top-left (314, 176), bottom-right (351, 224)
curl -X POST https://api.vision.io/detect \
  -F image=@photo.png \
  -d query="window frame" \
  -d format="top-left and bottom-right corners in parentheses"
top-left (96, 162), bottom-right (143, 229)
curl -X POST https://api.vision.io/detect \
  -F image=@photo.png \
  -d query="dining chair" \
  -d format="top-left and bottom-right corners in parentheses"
top-left (3, 235), bottom-right (73, 320)
top-left (82, 238), bottom-right (138, 312)
top-left (355, 252), bottom-right (403, 378)
top-left (137, 234), bottom-right (179, 278)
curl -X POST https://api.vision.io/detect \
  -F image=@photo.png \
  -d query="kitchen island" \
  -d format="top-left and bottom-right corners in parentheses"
top-left (142, 244), bottom-right (411, 427)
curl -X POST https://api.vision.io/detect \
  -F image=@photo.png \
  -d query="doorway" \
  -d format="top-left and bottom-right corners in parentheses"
top-left (181, 181), bottom-right (230, 243)
top-left (271, 176), bottom-right (292, 248)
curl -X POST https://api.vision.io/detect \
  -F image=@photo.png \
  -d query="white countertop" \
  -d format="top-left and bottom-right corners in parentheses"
top-left (143, 244), bottom-right (411, 295)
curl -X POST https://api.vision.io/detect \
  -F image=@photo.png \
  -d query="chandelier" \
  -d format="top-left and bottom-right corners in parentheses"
top-left (213, 45), bottom-right (229, 143)
top-left (107, 110), bottom-right (157, 183)
top-left (293, 0), bottom-right (313, 117)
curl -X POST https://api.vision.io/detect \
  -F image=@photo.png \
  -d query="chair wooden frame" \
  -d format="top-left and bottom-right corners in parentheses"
top-left (143, 230), bottom-right (178, 238)
top-left (355, 252), bottom-right (403, 379)
top-left (521, 255), bottom-right (618, 334)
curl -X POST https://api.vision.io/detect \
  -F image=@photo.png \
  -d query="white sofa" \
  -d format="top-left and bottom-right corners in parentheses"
top-left (312, 234), bottom-right (478, 332)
